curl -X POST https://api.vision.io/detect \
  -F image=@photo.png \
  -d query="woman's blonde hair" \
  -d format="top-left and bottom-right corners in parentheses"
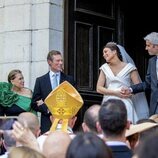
top-left (8, 69), bottom-right (22, 83)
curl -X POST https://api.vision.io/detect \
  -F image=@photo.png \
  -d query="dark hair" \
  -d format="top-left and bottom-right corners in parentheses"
top-left (103, 42), bottom-right (123, 61)
top-left (66, 132), bottom-right (113, 158)
top-left (99, 99), bottom-right (127, 137)
top-left (3, 130), bottom-right (16, 148)
top-left (136, 118), bottom-right (158, 143)
top-left (135, 131), bottom-right (158, 158)
top-left (47, 50), bottom-right (62, 61)
top-left (83, 105), bottom-right (100, 133)
top-left (8, 69), bottom-right (22, 83)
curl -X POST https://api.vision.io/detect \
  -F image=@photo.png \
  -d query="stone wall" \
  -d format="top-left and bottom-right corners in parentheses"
top-left (0, 0), bottom-right (64, 90)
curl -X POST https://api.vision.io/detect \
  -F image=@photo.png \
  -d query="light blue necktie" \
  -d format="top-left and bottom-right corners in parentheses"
top-left (52, 73), bottom-right (58, 90)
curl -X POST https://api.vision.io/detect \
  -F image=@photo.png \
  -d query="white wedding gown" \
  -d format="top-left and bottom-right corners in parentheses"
top-left (100, 63), bottom-right (149, 124)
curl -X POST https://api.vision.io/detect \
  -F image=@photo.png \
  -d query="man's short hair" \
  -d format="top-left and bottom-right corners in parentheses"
top-left (99, 99), bottom-right (127, 137)
top-left (144, 32), bottom-right (158, 45)
top-left (47, 50), bottom-right (61, 61)
top-left (83, 104), bottom-right (100, 132)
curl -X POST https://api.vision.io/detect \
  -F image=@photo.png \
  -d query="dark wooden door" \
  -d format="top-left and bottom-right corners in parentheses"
top-left (119, 1), bottom-right (158, 103)
top-left (64, 0), bottom-right (158, 130)
top-left (64, 0), bottom-right (120, 130)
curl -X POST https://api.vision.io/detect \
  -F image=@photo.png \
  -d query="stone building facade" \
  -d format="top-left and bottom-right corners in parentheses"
top-left (0, 0), bottom-right (64, 90)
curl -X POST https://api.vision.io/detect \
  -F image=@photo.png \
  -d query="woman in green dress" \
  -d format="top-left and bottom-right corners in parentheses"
top-left (0, 69), bottom-right (36, 116)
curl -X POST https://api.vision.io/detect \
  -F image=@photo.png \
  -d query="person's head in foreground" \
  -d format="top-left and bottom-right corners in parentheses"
top-left (66, 132), bottom-right (113, 158)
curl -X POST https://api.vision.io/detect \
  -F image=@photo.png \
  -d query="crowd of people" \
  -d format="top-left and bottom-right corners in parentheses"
top-left (0, 32), bottom-right (158, 158)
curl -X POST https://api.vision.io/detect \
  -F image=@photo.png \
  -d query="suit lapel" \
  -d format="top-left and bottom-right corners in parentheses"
top-left (110, 145), bottom-right (131, 152)
top-left (45, 72), bottom-right (52, 92)
top-left (60, 72), bottom-right (66, 83)
top-left (151, 57), bottom-right (157, 81)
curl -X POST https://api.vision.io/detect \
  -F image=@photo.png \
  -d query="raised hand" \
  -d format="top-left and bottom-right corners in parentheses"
top-left (12, 121), bottom-right (40, 151)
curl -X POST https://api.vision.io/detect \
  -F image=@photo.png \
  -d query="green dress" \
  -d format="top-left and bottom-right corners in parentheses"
top-left (0, 82), bottom-right (36, 115)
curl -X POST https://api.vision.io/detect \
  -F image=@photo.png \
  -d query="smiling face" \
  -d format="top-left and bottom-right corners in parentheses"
top-left (47, 50), bottom-right (63, 73)
top-left (103, 47), bottom-right (116, 62)
top-left (145, 40), bottom-right (158, 56)
top-left (10, 73), bottom-right (24, 88)
top-left (48, 54), bottom-right (63, 72)
top-left (8, 70), bottom-right (24, 88)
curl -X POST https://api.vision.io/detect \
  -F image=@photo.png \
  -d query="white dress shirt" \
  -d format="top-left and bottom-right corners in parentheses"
top-left (49, 71), bottom-right (60, 90)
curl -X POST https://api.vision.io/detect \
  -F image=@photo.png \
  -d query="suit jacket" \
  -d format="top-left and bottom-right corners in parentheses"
top-left (31, 71), bottom-right (75, 134)
top-left (109, 145), bottom-right (133, 158)
top-left (131, 56), bottom-right (158, 115)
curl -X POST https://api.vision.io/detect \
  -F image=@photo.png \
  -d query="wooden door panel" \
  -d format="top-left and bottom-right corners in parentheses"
top-left (75, 22), bottom-right (93, 90)
top-left (98, 26), bottom-right (115, 67)
top-left (64, 0), bottom-right (117, 131)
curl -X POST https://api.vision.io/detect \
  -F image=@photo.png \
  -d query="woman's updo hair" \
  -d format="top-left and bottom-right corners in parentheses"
top-left (103, 42), bottom-right (123, 61)
top-left (8, 69), bottom-right (22, 83)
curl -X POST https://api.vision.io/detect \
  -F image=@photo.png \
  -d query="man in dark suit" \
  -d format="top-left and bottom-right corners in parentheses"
top-left (31, 50), bottom-right (75, 134)
top-left (123, 32), bottom-right (158, 116)
top-left (99, 99), bottom-right (132, 158)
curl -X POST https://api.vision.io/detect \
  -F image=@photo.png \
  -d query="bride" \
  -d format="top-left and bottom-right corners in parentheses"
top-left (96, 42), bottom-right (149, 123)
